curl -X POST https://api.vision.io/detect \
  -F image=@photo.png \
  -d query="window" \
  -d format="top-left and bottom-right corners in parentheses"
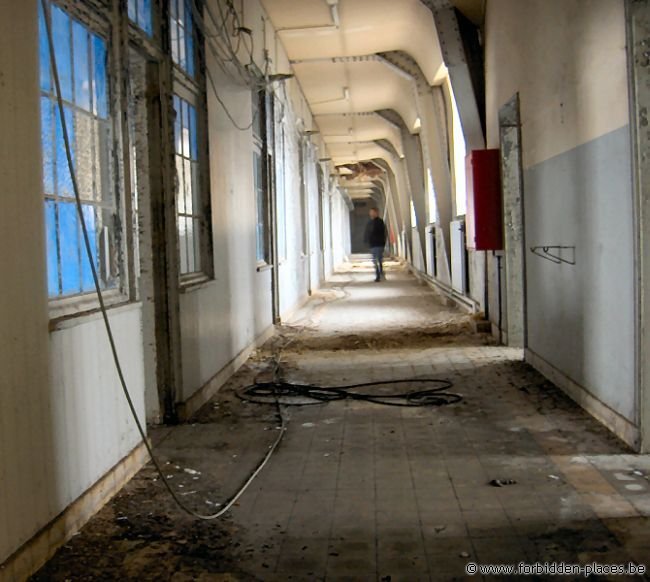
top-left (173, 95), bottom-right (202, 275)
top-left (170, 0), bottom-right (211, 279)
top-left (427, 168), bottom-right (438, 224)
top-left (39, 1), bottom-right (118, 298)
top-left (128, 0), bottom-right (153, 36)
top-left (299, 142), bottom-right (308, 256)
top-left (253, 91), bottom-right (269, 263)
top-left (170, 0), bottom-right (195, 77)
top-left (449, 81), bottom-right (467, 216)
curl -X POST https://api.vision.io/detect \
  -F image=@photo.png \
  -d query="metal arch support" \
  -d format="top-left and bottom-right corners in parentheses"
top-left (421, 0), bottom-right (485, 151)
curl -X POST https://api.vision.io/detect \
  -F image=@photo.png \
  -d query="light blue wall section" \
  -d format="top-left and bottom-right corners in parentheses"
top-left (524, 125), bottom-right (636, 422)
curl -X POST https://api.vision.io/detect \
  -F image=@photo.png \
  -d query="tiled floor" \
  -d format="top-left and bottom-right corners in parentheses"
top-left (34, 261), bottom-right (650, 581)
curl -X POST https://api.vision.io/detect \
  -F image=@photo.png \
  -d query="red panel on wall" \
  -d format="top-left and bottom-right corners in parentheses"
top-left (465, 149), bottom-right (503, 251)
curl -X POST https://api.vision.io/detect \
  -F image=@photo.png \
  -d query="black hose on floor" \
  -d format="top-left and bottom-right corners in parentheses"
top-left (237, 378), bottom-right (462, 407)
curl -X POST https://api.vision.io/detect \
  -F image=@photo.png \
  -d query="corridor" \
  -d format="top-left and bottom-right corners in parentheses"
top-left (33, 263), bottom-right (650, 581)
top-left (4, 0), bottom-right (650, 578)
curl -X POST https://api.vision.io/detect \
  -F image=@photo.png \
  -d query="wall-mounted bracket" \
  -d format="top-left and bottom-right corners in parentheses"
top-left (530, 245), bottom-right (576, 265)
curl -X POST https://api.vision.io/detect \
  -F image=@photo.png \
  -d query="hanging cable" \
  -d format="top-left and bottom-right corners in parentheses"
top-left (40, 0), bottom-right (283, 520)
top-left (205, 66), bottom-right (256, 131)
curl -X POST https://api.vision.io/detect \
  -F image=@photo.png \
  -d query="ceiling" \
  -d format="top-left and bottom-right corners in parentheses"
top-left (261, 0), bottom-right (457, 184)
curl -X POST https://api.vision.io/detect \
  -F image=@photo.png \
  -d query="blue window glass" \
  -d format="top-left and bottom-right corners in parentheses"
top-left (51, 5), bottom-right (73, 103)
top-left (128, 0), bottom-right (137, 21)
top-left (59, 201), bottom-right (81, 294)
top-left (39, 1), bottom-right (118, 299)
top-left (38, 1), bottom-right (50, 92)
top-left (140, 0), bottom-right (153, 35)
top-left (92, 34), bottom-right (107, 119)
top-left (55, 105), bottom-right (75, 198)
top-left (73, 21), bottom-right (90, 111)
top-left (41, 96), bottom-right (54, 195)
top-left (45, 200), bottom-right (59, 295)
top-left (128, 0), bottom-right (153, 36)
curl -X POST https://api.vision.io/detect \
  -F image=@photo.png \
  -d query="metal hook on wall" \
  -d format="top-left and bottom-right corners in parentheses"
top-left (530, 245), bottom-right (576, 265)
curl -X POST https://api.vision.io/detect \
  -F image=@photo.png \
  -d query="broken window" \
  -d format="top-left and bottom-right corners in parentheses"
top-left (39, 1), bottom-right (119, 298)
top-left (128, 0), bottom-right (153, 36)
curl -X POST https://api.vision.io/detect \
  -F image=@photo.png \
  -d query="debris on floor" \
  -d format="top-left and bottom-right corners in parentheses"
top-left (31, 264), bottom-right (650, 581)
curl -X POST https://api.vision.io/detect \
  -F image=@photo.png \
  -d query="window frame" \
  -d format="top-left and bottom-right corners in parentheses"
top-left (170, 1), bottom-right (213, 285)
top-left (40, 0), bottom-right (133, 320)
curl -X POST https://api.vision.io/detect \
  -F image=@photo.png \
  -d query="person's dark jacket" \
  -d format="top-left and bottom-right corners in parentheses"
top-left (364, 217), bottom-right (387, 248)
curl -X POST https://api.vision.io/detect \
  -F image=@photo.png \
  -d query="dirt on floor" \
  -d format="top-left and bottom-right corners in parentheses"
top-left (29, 267), bottom-right (648, 581)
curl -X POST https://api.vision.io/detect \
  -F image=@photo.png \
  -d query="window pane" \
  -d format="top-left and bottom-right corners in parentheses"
top-left (174, 95), bottom-right (182, 154)
top-left (95, 121), bottom-right (111, 202)
top-left (182, 101), bottom-right (190, 156)
top-left (45, 200), bottom-right (59, 295)
top-left (189, 105), bottom-right (197, 160)
top-left (80, 204), bottom-right (98, 292)
top-left (185, 4), bottom-right (195, 78)
top-left (139, 0), bottom-right (153, 36)
top-left (170, 20), bottom-right (180, 64)
top-left (41, 97), bottom-right (54, 195)
top-left (59, 201), bottom-right (80, 295)
top-left (184, 158), bottom-right (193, 214)
top-left (52, 5), bottom-right (72, 102)
top-left (92, 34), bottom-right (108, 119)
top-left (176, 156), bottom-right (185, 214)
top-left (193, 218), bottom-right (201, 273)
top-left (74, 111), bottom-right (94, 200)
top-left (191, 162), bottom-right (200, 213)
top-left (38, 2), bottom-right (50, 92)
top-left (55, 105), bottom-right (75, 197)
top-left (186, 218), bottom-right (195, 273)
top-left (128, 0), bottom-right (137, 21)
top-left (178, 215), bottom-right (189, 274)
top-left (72, 21), bottom-right (90, 111)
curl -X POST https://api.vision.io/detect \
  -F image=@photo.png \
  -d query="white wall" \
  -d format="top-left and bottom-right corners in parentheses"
top-left (0, 0), bottom-right (146, 565)
top-left (485, 0), bottom-right (636, 440)
top-left (178, 0), bottom-right (331, 400)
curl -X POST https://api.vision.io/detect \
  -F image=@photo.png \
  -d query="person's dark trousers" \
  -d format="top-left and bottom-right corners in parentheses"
top-left (371, 246), bottom-right (384, 281)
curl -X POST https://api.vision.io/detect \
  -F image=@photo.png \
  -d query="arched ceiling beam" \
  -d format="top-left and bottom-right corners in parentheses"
top-left (290, 57), bottom-right (420, 130)
top-left (260, 0), bottom-right (447, 86)
top-left (316, 112), bottom-right (405, 158)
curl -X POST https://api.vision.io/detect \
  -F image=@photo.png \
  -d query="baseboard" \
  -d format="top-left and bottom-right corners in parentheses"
top-left (0, 441), bottom-right (149, 582)
top-left (408, 265), bottom-right (478, 314)
top-left (525, 349), bottom-right (640, 450)
top-left (176, 324), bottom-right (276, 421)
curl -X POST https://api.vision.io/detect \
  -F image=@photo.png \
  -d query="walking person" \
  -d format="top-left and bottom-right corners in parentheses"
top-left (364, 207), bottom-right (387, 282)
